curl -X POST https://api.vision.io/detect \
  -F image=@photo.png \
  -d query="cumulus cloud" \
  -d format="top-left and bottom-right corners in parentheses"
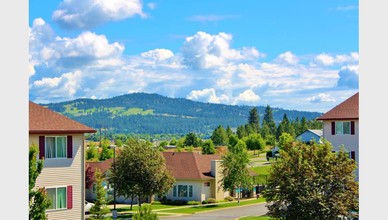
top-left (233, 89), bottom-right (260, 105)
top-left (52, 0), bottom-right (146, 29)
top-left (275, 51), bottom-right (299, 65)
top-left (308, 93), bottom-right (336, 103)
top-left (337, 65), bottom-right (359, 88)
top-left (186, 88), bottom-right (229, 104)
top-left (141, 49), bottom-right (174, 62)
top-left (313, 52), bottom-right (358, 66)
top-left (181, 31), bottom-right (262, 69)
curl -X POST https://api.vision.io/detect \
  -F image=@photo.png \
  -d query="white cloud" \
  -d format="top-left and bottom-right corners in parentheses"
top-left (147, 3), bottom-right (156, 10)
top-left (314, 52), bottom-right (359, 66)
top-left (308, 93), bottom-right (336, 103)
top-left (276, 51), bottom-right (299, 65)
top-left (181, 31), bottom-right (261, 69)
top-left (233, 89), bottom-right (260, 105)
top-left (141, 49), bottom-right (174, 61)
top-left (314, 53), bottom-right (335, 66)
top-left (186, 88), bottom-right (229, 104)
top-left (52, 0), bottom-right (146, 29)
top-left (337, 65), bottom-right (359, 88)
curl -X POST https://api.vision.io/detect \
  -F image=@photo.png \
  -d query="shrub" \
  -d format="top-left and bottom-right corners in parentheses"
top-left (202, 200), bottom-right (208, 204)
top-left (206, 198), bottom-right (217, 204)
top-left (172, 199), bottom-right (188, 205)
top-left (187, 201), bottom-right (201, 205)
top-left (132, 205), bottom-right (158, 220)
top-left (151, 201), bottom-right (161, 205)
top-left (224, 196), bottom-right (234, 202)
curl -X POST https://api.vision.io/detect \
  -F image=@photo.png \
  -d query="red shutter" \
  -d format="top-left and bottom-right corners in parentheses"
top-left (67, 136), bottom-right (73, 158)
top-left (67, 185), bottom-right (73, 209)
top-left (331, 122), bottom-right (335, 135)
top-left (351, 151), bottom-right (356, 160)
top-left (39, 136), bottom-right (45, 159)
top-left (351, 121), bottom-right (355, 135)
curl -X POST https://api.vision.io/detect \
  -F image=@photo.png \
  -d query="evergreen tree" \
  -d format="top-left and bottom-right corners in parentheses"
top-left (236, 125), bottom-right (247, 139)
top-left (226, 126), bottom-right (233, 138)
top-left (228, 134), bottom-right (239, 148)
top-left (89, 169), bottom-right (110, 220)
top-left (248, 107), bottom-right (260, 132)
top-left (169, 137), bottom-right (177, 146)
top-left (29, 144), bottom-right (51, 220)
top-left (262, 105), bottom-right (276, 137)
top-left (202, 139), bottom-right (216, 154)
top-left (300, 116), bottom-right (309, 133)
top-left (211, 125), bottom-right (229, 146)
top-left (276, 113), bottom-right (295, 139)
top-left (184, 132), bottom-right (200, 147)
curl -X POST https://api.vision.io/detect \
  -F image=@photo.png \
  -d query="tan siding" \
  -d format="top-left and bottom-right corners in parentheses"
top-left (30, 134), bottom-right (85, 220)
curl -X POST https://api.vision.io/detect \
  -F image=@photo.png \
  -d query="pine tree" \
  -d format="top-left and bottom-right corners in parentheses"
top-left (29, 144), bottom-right (51, 220)
top-left (263, 105), bottom-right (276, 136)
top-left (248, 107), bottom-right (260, 132)
top-left (89, 169), bottom-right (110, 220)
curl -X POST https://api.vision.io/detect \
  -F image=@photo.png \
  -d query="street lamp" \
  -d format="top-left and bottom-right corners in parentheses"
top-left (109, 144), bottom-right (117, 219)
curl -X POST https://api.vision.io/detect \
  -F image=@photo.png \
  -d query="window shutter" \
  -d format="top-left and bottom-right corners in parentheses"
top-left (331, 122), bottom-right (335, 135)
top-left (39, 136), bottom-right (45, 159)
top-left (67, 185), bottom-right (73, 209)
top-left (67, 136), bottom-right (73, 158)
top-left (351, 121), bottom-right (355, 135)
top-left (351, 151), bottom-right (356, 160)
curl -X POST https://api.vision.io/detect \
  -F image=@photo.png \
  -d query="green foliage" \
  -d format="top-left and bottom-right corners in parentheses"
top-left (115, 139), bottom-right (124, 147)
top-left (243, 133), bottom-right (266, 154)
top-left (99, 139), bottom-right (113, 161)
top-left (262, 141), bottom-right (359, 219)
top-left (221, 140), bottom-right (253, 204)
top-left (184, 132), bottom-right (201, 147)
top-left (86, 143), bottom-right (99, 161)
top-left (29, 144), bottom-right (50, 220)
top-left (89, 169), bottom-right (110, 220)
top-left (109, 140), bottom-right (175, 206)
top-left (224, 196), bottom-right (234, 201)
top-left (262, 105), bottom-right (276, 137)
top-left (277, 132), bottom-right (294, 150)
top-left (228, 134), bottom-right (239, 148)
top-left (187, 201), bottom-right (201, 205)
top-left (248, 107), bottom-right (260, 132)
top-left (169, 138), bottom-right (177, 146)
top-left (202, 139), bottom-right (216, 154)
top-left (211, 125), bottom-right (229, 146)
top-left (158, 140), bottom-right (169, 148)
top-left (132, 205), bottom-right (159, 220)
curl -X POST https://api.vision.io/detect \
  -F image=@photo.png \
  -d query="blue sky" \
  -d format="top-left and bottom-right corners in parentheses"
top-left (29, 0), bottom-right (359, 112)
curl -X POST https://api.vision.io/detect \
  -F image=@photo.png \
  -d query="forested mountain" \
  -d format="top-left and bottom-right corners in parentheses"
top-left (42, 93), bottom-right (323, 137)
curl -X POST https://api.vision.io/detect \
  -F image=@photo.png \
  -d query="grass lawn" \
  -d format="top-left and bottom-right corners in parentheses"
top-left (157, 198), bottom-right (266, 214)
top-left (114, 203), bottom-right (179, 212)
top-left (251, 165), bottom-right (272, 175)
top-left (239, 216), bottom-right (271, 220)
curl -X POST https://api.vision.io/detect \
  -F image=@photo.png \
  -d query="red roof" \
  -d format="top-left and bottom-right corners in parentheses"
top-left (86, 158), bottom-right (114, 175)
top-left (162, 152), bottom-right (221, 180)
top-left (317, 92), bottom-right (359, 120)
top-left (29, 101), bottom-right (96, 134)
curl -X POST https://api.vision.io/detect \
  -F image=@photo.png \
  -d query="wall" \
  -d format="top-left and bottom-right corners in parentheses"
top-left (30, 134), bottom-right (85, 220)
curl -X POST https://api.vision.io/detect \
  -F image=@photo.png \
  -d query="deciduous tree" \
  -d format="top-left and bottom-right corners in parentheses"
top-left (29, 144), bottom-right (51, 220)
top-left (202, 139), bottom-right (216, 154)
top-left (262, 140), bottom-right (359, 219)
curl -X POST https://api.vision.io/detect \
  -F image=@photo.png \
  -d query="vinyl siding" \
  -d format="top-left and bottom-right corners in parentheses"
top-left (166, 179), bottom-right (209, 202)
top-left (30, 134), bottom-right (85, 220)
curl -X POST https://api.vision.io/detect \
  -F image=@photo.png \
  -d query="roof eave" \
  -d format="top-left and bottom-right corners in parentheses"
top-left (29, 129), bottom-right (97, 134)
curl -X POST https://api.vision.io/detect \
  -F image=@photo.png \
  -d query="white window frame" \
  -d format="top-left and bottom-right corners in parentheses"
top-left (45, 136), bottom-right (67, 159)
top-left (335, 121), bottom-right (351, 135)
top-left (46, 186), bottom-right (67, 211)
top-left (172, 184), bottom-right (193, 198)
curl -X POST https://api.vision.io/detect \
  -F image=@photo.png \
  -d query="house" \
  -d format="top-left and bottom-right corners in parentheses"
top-left (85, 158), bottom-right (114, 202)
top-left (317, 92), bottom-right (359, 181)
top-left (162, 152), bottom-right (229, 202)
top-left (29, 101), bottom-right (96, 219)
top-left (296, 129), bottom-right (323, 144)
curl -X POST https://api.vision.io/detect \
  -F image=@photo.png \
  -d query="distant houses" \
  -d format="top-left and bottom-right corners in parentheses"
top-left (296, 129), bottom-right (323, 144)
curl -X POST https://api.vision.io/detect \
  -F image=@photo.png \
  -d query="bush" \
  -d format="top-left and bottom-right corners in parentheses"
top-left (202, 200), bottom-right (208, 204)
top-left (224, 196), bottom-right (234, 202)
top-left (151, 201), bottom-right (161, 205)
top-left (172, 199), bottom-right (188, 205)
top-left (187, 201), bottom-right (201, 205)
top-left (206, 198), bottom-right (217, 204)
top-left (132, 205), bottom-right (158, 220)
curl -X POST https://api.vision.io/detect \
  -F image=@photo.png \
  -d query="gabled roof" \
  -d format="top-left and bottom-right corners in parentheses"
top-left (29, 101), bottom-right (96, 134)
top-left (305, 129), bottom-right (323, 137)
top-left (86, 158), bottom-right (114, 175)
top-left (162, 152), bottom-right (221, 180)
top-left (317, 92), bottom-right (359, 120)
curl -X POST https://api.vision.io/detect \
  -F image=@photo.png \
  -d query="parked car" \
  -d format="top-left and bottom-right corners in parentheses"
top-left (85, 200), bottom-right (94, 213)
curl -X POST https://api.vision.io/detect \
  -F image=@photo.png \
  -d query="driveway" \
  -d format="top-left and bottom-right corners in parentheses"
top-left (159, 202), bottom-right (268, 220)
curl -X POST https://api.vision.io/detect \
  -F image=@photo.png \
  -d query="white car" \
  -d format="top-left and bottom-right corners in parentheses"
top-left (85, 201), bottom-right (94, 213)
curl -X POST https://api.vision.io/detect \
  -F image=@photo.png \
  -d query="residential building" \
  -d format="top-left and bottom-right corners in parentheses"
top-left (29, 101), bottom-right (96, 219)
top-left (296, 129), bottom-right (323, 144)
top-left (162, 152), bottom-right (229, 202)
top-left (317, 92), bottom-right (359, 181)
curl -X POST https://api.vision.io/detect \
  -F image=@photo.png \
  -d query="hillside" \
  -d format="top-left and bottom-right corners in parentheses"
top-left (42, 93), bottom-right (323, 137)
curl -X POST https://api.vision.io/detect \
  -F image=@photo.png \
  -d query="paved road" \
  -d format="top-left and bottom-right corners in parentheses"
top-left (159, 202), bottom-right (268, 220)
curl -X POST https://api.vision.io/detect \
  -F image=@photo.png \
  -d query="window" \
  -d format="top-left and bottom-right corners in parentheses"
top-left (172, 185), bottom-right (193, 198)
top-left (335, 121), bottom-right (351, 135)
top-left (46, 136), bottom-right (67, 158)
top-left (47, 187), bottom-right (67, 210)
top-left (204, 182), bottom-right (210, 187)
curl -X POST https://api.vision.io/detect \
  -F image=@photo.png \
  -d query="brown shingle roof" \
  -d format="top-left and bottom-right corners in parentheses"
top-left (86, 158), bottom-right (114, 175)
top-left (29, 101), bottom-right (96, 134)
top-left (162, 152), bottom-right (221, 180)
top-left (317, 92), bottom-right (359, 120)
